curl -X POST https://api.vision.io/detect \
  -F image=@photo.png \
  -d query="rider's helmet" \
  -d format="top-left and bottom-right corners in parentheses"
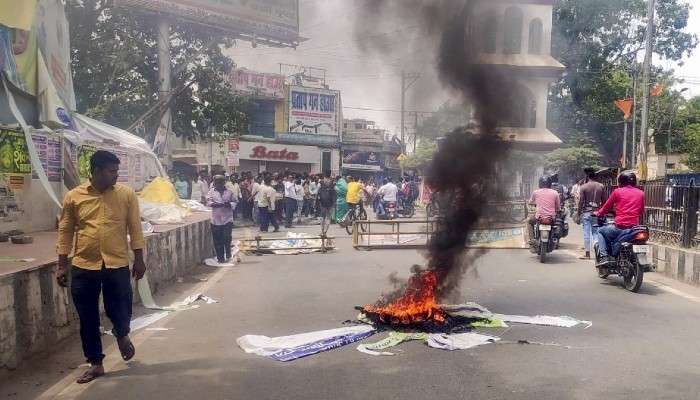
top-left (618, 170), bottom-right (637, 187)
top-left (539, 176), bottom-right (551, 189)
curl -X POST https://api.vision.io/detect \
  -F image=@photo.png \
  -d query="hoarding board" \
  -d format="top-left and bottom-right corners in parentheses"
top-left (116, 0), bottom-right (300, 46)
top-left (288, 86), bottom-right (339, 136)
top-left (342, 150), bottom-right (381, 171)
top-left (227, 68), bottom-right (284, 99)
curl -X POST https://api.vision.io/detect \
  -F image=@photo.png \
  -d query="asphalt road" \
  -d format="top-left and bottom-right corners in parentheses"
top-left (7, 223), bottom-right (700, 399)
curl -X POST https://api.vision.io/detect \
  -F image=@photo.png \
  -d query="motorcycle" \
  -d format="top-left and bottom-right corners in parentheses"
top-left (377, 201), bottom-right (397, 220)
top-left (594, 216), bottom-right (653, 293)
top-left (397, 197), bottom-right (416, 218)
top-left (530, 216), bottom-right (560, 263)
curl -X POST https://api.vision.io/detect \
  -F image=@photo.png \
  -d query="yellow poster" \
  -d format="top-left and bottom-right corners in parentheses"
top-left (0, 0), bottom-right (38, 31)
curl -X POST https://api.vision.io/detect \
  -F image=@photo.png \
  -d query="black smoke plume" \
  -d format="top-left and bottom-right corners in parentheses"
top-left (356, 0), bottom-right (517, 300)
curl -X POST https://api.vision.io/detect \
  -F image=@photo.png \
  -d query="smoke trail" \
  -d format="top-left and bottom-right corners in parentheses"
top-left (356, 0), bottom-right (517, 300)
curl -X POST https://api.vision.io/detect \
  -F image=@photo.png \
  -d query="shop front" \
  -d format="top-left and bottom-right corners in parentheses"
top-left (238, 140), bottom-right (335, 175)
top-left (341, 149), bottom-right (383, 181)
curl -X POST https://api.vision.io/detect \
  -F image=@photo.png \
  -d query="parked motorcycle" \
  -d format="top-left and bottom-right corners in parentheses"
top-left (594, 216), bottom-right (652, 293)
top-left (530, 216), bottom-right (560, 263)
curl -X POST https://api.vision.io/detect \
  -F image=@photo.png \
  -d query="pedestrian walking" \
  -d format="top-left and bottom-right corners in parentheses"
top-left (577, 168), bottom-right (604, 259)
top-left (316, 173), bottom-right (337, 235)
top-left (56, 150), bottom-right (146, 384)
top-left (207, 175), bottom-right (237, 263)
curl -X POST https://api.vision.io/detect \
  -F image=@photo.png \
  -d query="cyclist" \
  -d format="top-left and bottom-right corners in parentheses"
top-left (346, 176), bottom-right (366, 219)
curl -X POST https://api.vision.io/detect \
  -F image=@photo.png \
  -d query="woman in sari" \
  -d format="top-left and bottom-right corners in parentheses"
top-left (333, 176), bottom-right (348, 223)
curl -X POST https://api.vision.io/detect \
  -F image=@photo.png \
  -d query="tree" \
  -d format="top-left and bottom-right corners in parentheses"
top-left (67, 0), bottom-right (249, 142)
top-left (550, 0), bottom-right (697, 163)
top-left (401, 140), bottom-right (437, 171)
top-left (415, 101), bottom-right (472, 140)
top-left (683, 123), bottom-right (700, 170)
top-left (544, 146), bottom-right (604, 182)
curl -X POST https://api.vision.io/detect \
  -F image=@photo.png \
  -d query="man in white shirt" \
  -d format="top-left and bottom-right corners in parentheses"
top-left (376, 178), bottom-right (399, 216)
top-left (191, 172), bottom-right (210, 204)
top-left (283, 175), bottom-right (297, 228)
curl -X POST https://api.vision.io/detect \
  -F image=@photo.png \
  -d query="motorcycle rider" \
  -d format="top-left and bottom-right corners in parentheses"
top-left (376, 177), bottom-right (399, 217)
top-left (528, 176), bottom-right (561, 245)
top-left (594, 171), bottom-right (645, 267)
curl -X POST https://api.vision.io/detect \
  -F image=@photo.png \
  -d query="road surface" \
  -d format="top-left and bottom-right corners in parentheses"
top-left (4, 223), bottom-right (700, 399)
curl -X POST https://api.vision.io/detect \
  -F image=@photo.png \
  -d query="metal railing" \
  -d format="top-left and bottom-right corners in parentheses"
top-left (352, 219), bottom-right (437, 249)
top-left (239, 235), bottom-right (336, 253)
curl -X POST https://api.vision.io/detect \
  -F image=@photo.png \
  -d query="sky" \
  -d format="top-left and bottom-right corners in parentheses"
top-left (226, 0), bottom-right (700, 134)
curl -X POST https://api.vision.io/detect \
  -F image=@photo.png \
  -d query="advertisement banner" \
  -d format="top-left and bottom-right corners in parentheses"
top-left (35, 0), bottom-right (76, 110)
top-left (342, 150), bottom-right (381, 171)
top-left (116, 0), bottom-right (299, 45)
top-left (31, 133), bottom-right (62, 182)
top-left (0, 129), bottom-right (31, 174)
top-left (227, 68), bottom-right (284, 99)
top-left (77, 144), bottom-right (97, 180)
top-left (289, 86), bottom-right (339, 136)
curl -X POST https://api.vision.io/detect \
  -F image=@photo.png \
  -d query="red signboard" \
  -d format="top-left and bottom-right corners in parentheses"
top-left (249, 146), bottom-right (299, 161)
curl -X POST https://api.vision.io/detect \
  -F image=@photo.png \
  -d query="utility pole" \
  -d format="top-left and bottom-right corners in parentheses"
top-left (153, 17), bottom-right (172, 159)
top-left (401, 71), bottom-right (405, 154)
top-left (639, 0), bottom-right (656, 180)
top-left (413, 112), bottom-right (419, 153)
top-left (622, 121), bottom-right (628, 169)
top-left (400, 71), bottom-right (420, 155)
top-left (632, 72), bottom-right (638, 169)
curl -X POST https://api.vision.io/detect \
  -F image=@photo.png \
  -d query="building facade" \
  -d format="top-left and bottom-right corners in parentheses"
top-left (170, 68), bottom-right (342, 177)
top-left (470, 0), bottom-right (564, 197)
top-left (341, 118), bottom-right (402, 181)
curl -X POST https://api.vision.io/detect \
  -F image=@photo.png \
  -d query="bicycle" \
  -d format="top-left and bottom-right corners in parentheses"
top-left (341, 202), bottom-right (368, 235)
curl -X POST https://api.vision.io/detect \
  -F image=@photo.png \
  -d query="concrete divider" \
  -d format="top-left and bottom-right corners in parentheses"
top-left (650, 243), bottom-right (700, 285)
top-left (0, 213), bottom-right (212, 372)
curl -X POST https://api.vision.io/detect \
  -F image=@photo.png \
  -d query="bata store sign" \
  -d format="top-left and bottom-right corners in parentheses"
top-left (239, 142), bottom-right (317, 164)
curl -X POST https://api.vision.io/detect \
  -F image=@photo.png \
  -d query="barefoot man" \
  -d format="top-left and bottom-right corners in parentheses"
top-left (56, 150), bottom-right (146, 383)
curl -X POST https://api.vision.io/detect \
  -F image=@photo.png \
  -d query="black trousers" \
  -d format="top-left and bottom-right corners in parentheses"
top-left (71, 266), bottom-right (132, 364)
top-left (259, 206), bottom-right (279, 232)
top-left (211, 222), bottom-right (233, 262)
top-left (285, 197), bottom-right (297, 226)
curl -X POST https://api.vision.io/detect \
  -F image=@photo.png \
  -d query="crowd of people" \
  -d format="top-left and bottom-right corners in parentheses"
top-left (171, 169), bottom-right (421, 262)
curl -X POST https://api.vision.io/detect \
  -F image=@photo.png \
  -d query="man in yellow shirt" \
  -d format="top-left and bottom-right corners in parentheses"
top-left (346, 176), bottom-right (366, 216)
top-left (56, 150), bottom-right (146, 384)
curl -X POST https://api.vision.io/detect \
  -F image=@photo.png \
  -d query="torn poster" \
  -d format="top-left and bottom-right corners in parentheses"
top-left (105, 312), bottom-right (169, 335)
top-left (137, 274), bottom-right (218, 311)
top-left (493, 314), bottom-right (592, 329)
top-left (356, 331), bottom-right (428, 356)
top-left (427, 332), bottom-right (500, 351)
top-left (238, 325), bottom-right (376, 361)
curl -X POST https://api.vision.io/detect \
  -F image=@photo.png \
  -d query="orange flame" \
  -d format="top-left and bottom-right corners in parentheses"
top-left (363, 271), bottom-right (446, 325)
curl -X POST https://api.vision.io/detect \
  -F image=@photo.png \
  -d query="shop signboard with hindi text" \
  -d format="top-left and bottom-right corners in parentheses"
top-left (115, 0), bottom-right (300, 46)
top-left (227, 68), bottom-right (284, 99)
top-left (289, 86), bottom-right (339, 136)
top-left (0, 129), bottom-right (31, 175)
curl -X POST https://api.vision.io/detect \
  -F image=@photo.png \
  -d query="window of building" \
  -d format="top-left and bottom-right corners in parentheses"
top-left (503, 7), bottom-right (523, 54)
top-left (666, 163), bottom-right (676, 170)
top-left (480, 11), bottom-right (499, 53)
top-left (528, 19), bottom-right (543, 55)
top-left (248, 99), bottom-right (275, 138)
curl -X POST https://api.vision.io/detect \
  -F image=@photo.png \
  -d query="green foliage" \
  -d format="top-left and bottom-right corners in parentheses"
top-left (401, 140), bottom-right (437, 170)
top-left (67, 0), bottom-right (248, 142)
top-left (550, 0), bottom-right (697, 162)
top-left (683, 123), bottom-right (700, 170)
top-left (544, 147), bottom-right (604, 182)
top-left (415, 102), bottom-right (471, 140)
